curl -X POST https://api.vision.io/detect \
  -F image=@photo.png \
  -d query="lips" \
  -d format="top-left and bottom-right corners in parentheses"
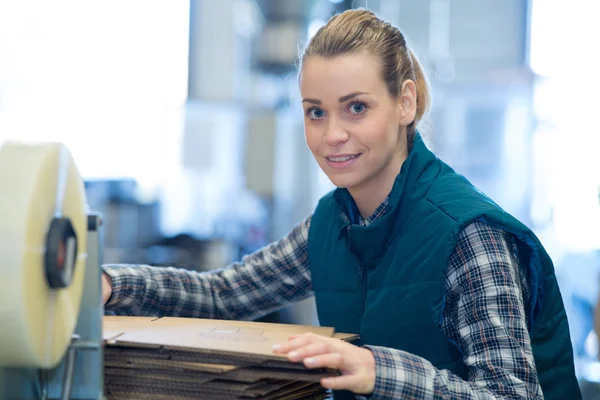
top-left (324, 153), bottom-right (362, 170)
top-left (326, 154), bottom-right (360, 162)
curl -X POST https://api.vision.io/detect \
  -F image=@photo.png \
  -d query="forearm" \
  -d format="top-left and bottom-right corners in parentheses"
top-left (104, 216), bottom-right (314, 320)
top-left (103, 263), bottom-right (275, 320)
top-left (364, 346), bottom-right (541, 400)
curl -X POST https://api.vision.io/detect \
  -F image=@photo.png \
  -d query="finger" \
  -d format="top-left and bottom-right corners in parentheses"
top-left (286, 342), bottom-right (329, 362)
top-left (273, 333), bottom-right (315, 354)
top-left (303, 352), bottom-right (343, 369)
top-left (321, 374), bottom-right (360, 391)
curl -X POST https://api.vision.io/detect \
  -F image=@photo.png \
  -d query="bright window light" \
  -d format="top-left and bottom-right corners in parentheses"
top-left (0, 1), bottom-right (190, 184)
top-left (530, 0), bottom-right (600, 252)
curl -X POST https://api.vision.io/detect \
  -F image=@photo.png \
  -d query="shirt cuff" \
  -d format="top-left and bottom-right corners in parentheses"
top-left (361, 345), bottom-right (435, 400)
top-left (102, 264), bottom-right (139, 309)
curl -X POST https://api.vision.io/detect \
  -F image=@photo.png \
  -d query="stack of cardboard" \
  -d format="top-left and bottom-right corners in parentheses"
top-left (103, 316), bottom-right (358, 400)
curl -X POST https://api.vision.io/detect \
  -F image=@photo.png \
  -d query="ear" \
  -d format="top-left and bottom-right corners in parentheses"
top-left (397, 80), bottom-right (417, 127)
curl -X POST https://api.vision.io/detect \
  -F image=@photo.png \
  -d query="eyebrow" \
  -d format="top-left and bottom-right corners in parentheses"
top-left (339, 91), bottom-right (368, 102)
top-left (301, 91), bottom-right (369, 105)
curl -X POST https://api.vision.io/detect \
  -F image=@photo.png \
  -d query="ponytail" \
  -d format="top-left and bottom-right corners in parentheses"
top-left (406, 48), bottom-right (431, 150)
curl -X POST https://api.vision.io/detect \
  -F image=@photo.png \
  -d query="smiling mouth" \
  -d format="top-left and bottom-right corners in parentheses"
top-left (326, 154), bottom-right (361, 162)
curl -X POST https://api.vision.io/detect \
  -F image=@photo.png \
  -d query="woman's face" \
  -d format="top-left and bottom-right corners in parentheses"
top-left (299, 52), bottom-right (413, 197)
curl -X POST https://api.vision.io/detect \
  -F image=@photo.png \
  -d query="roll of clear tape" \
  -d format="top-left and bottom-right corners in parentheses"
top-left (0, 142), bottom-right (87, 368)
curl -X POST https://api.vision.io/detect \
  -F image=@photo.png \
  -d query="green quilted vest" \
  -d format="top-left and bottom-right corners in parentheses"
top-left (308, 134), bottom-right (581, 399)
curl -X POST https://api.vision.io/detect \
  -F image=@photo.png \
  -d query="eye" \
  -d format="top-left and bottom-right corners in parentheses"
top-left (348, 101), bottom-right (368, 115)
top-left (307, 107), bottom-right (326, 120)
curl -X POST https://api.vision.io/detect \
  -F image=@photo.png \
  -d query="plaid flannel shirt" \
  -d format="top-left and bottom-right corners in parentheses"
top-left (104, 200), bottom-right (543, 399)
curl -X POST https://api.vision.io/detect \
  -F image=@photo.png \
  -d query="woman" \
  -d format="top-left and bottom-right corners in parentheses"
top-left (103, 9), bottom-right (581, 399)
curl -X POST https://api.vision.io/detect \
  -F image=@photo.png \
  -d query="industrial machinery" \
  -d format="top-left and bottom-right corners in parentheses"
top-left (0, 142), bottom-right (104, 400)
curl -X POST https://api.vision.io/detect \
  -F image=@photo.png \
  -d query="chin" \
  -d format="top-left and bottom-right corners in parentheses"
top-left (325, 174), bottom-right (357, 190)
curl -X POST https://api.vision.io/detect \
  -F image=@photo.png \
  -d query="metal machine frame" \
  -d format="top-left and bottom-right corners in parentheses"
top-left (0, 213), bottom-right (104, 400)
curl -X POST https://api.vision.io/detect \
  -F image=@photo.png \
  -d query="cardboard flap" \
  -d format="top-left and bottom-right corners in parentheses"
top-left (103, 316), bottom-right (159, 341)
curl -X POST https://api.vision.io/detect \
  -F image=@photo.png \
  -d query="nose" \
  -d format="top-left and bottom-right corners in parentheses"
top-left (324, 119), bottom-right (349, 147)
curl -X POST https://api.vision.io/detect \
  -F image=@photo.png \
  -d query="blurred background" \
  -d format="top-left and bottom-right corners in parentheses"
top-left (1, 0), bottom-right (599, 396)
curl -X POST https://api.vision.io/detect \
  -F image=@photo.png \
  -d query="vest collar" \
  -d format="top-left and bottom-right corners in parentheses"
top-left (332, 133), bottom-right (438, 266)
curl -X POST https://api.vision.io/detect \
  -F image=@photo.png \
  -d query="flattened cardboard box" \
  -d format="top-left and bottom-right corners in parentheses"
top-left (105, 316), bottom-right (332, 353)
top-left (106, 373), bottom-right (324, 398)
top-left (104, 316), bottom-right (358, 363)
top-left (104, 353), bottom-right (336, 383)
top-left (103, 316), bottom-right (357, 399)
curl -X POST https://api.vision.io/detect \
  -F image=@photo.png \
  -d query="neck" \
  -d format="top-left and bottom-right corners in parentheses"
top-left (349, 151), bottom-right (407, 219)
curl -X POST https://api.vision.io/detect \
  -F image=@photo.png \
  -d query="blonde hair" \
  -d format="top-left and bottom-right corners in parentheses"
top-left (300, 9), bottom-right (431, 148)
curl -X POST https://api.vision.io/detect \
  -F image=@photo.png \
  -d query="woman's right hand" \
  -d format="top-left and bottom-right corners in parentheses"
top-left (102, 272), bottom-right (113, 305)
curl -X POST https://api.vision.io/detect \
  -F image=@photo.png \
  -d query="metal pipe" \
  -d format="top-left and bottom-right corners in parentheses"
top-left (60, 335), bottom-right (79, 400)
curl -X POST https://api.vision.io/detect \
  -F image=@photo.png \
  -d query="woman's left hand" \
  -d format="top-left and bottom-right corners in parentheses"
top-left (272, 332), bottom-right (376, 395)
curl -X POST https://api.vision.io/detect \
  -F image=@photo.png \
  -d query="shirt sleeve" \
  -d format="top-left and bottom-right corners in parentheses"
top-left (362, 221), bottom-right (543, 399)
top-left (103, 216), bottom-right (314, 321)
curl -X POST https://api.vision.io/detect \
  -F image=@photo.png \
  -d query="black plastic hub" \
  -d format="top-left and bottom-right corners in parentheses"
top-left (45, 217), bottom-right (78, 288)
